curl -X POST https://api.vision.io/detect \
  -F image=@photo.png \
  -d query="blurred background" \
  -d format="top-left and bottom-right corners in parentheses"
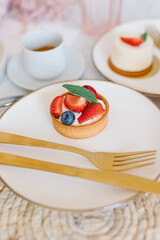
top-left (0, 0), bottom-right (159, 56)
top-left (0, 0), bottom-right (160, 107)
top-left (0, 0), bottom-right (160, 31)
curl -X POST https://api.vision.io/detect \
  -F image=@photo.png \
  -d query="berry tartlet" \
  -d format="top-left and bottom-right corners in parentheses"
top-left (109, 31), bottom-right (153, 77)
top-left (50, 84), bottom-right (109, 139)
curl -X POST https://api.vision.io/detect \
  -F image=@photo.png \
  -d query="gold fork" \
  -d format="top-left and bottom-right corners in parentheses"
top-left (0, 132), bottom-right (156, 171)
top-left (147, 25), bottom-right (160, 49)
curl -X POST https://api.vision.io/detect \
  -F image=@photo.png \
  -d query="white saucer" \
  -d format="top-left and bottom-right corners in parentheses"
top-left (7, 48), bottom-right (85, 91)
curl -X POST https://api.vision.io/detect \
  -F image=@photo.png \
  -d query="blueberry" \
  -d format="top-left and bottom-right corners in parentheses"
top-left (61, 111), bottom-right (75, 125)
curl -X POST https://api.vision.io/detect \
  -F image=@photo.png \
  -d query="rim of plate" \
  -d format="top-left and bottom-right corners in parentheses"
top-left (0, 79), bottom-right (159, 212)
top-left (92, 18), bottom-right (160, 98)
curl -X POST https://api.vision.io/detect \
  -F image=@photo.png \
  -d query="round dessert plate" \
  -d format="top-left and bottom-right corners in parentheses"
top-left (7, 48), bottom-right (85, 91)
top-left (92, 19), bottom-right (160, 97)
top-left (0, 80), bottom-right (160, 211)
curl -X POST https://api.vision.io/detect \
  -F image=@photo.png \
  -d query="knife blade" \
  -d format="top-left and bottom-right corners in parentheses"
top-left (0, 95), bottom-right (23, 108)
top-left (0, 152), bottom-right (159, 194)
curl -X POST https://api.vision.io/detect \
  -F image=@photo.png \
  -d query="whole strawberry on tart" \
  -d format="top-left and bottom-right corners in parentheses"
top-left (109, 31), bottom-right (154, 77)
top-left (50, 84), bottom-right (109, 139)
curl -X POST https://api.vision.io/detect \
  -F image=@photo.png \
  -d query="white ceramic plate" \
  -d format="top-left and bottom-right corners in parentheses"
top-left (92, 19), bottom-right (160, 97)
top-left (0, 80), bottom-right (160, 211)
top-left (7, 48), bottom-right (85, 91)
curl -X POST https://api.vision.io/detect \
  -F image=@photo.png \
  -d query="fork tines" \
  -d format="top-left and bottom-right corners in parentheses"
top-left (147, 25), bottom-right (160, 48)
top-left (113, 150), bottom-right (156, 170)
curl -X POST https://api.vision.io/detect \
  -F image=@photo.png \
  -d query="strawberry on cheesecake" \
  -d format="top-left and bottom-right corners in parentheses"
top-left (109, 31), bottom-right (153, 77)
top-left (50, 84), bottom-right (109, 139)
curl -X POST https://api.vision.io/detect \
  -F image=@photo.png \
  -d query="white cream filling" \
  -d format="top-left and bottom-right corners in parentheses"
top-left (58, 98), bottom-right (106, 126)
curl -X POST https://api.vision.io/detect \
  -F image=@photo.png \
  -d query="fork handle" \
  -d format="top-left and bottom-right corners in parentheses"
top-left (0, 132), bottom-right (91, 158)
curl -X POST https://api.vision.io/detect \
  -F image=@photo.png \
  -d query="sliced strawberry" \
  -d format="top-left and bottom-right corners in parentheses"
top-left (120, 37), bottom-right (144, 46)
top-left (50, 96), bottom-right (63, 118)
top-left (64, 94), bottom-right (88, 113)
top-left (83, 85), bottom-right (99, 99)
top-left (78, 102), bottom-right (105, 124)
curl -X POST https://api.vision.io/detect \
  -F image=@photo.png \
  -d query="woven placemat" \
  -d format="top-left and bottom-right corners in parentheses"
top-left (0, 178), bottom-right (160, 240)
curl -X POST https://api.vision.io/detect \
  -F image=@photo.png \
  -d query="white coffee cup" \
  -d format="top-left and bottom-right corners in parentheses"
top-left (21, 30), bottom-right (66, 80)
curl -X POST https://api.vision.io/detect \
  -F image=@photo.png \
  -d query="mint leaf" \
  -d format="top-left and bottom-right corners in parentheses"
top-left (140, 31), bottom-right (147, 42)
top-left (62, 84), bottom-right (98, 104)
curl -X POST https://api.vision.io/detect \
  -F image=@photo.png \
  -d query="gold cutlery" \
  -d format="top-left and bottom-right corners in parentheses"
top-left (147, 25), bottom-right (160, 49)
top-left (0, 132), bottom-right (156, 171)
top-left (0, 151), bottom-right (159, 194)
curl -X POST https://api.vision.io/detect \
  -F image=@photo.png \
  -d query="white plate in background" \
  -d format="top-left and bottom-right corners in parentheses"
top-left (92, 19), bottom-right (160, 97)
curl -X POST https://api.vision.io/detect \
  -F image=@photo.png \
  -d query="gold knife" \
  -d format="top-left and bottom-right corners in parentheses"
top-left (0, 152), bottom-right (159, 194)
